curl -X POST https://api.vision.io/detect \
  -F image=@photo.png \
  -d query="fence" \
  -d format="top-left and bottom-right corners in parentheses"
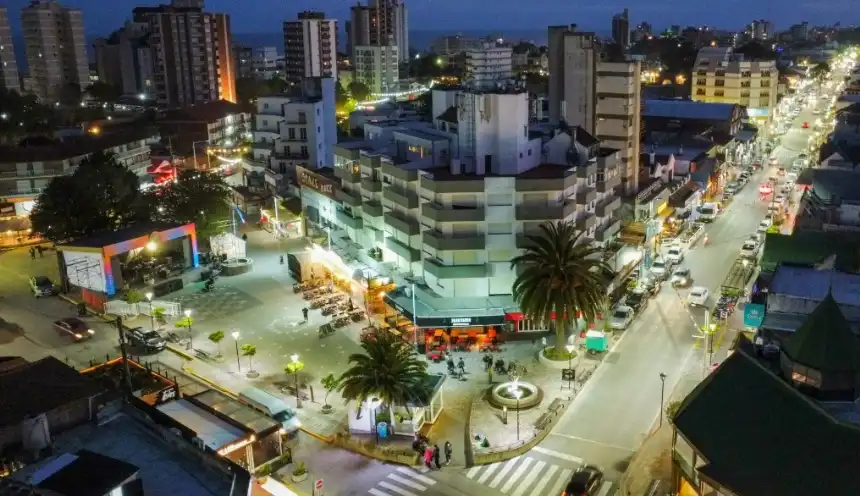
top-left (104, 300), bottom-right (183, 318)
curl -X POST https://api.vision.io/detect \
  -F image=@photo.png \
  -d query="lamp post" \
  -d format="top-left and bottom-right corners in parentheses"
top-left (232, 331), bottom-right (241, 371)
top-left (290, 353), bottom-right (302, 408)
top-left (565, 343), bottom-right (575, 390)
top-left (512, 388), bottom-right (522, 440)
top-left (659, 372), bottom-right (667, 427)
top-left (145, 292), bottom-right (154, 331)
top-left (184, 309), bottom-right (193, 350)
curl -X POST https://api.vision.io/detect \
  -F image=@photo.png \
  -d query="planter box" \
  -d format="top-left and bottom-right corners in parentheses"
top-left (538, 347), bottom-right (576, 370)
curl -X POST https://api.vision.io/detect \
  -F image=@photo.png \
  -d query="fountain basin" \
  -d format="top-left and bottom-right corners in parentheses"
top-left (489, 380), bottom-right (543, 410)
top-left (221, 257), bottom-right (253, 276)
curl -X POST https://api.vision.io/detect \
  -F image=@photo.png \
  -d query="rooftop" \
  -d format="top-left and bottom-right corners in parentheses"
top-left (801, 167), bottom-right (860, 203)
top-left (770, 266), bottom-right (860, 307)
top-left (760, 230), bottom-right (860, 273)
top-left (643, 99), bottom-right (736, 121)
top-left (782, 293), bottom-right (860, 373)
top-left (0, 357), bottom-right (103, 427)
top-left (57, 222), bottom-right (189, 250)
top-left (190, 389), bottom-right (279, 436)
top-left (0, 127), bottom-right (156, 163)
top-left (157, 399), bottom-right (244, 451)
top-left (34, 450), bottom-right (139, 496)
top-left (160, 100), bottom-right (248, 123)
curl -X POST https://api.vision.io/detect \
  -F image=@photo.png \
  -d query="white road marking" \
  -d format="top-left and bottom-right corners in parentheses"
top-left (387, 474), bottom-right (426, 491)
top-left (489, 457), bottom-right (520, 488)
top-left (510, 460), bottom-right (545, 496)
top-left (527, 465), bottom-right (559, 496)
top-left (596, 480), bottom-right (615, 496)
top-left (395, 467), bottom-right (435, 485)
top-left (465, 465), bottom-right (481, 479)
top-left (476, 461), bottom-right (501, 484)
top-left (368, 489), bottom-right (390, 496)
top-left (500, 458), bottom-right (533, 493)
top-left (532, 445), bottom-right (585, 464)
top-left (377, 481), bottom-right (419, 496)
top-left (547, 468), bottom-right (573, 496)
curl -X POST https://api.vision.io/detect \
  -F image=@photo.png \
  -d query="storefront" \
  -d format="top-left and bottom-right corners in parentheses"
top-left (0, 200), bottom-right (37, 246)
top-left (296, 165), bottom-right (340, 236)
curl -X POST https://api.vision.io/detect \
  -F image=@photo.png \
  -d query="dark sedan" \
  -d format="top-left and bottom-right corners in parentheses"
top-left (53, 318), bottom-right (95, 341)
top-left (563, 465), bottom-right (604, 495)
top-left (624, 290), bottom-right (649, 313)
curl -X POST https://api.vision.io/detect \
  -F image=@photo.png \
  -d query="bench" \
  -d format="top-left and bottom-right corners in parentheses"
top-left (533, 413), bottom-right (553, 430)
top-left (194, 349), bottom-right (212, 360)
top-left (547, 398), bottom-right (565, 414)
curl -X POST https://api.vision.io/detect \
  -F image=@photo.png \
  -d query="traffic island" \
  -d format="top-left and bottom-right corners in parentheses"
top-left (220, 257), bottom-right (253, 276)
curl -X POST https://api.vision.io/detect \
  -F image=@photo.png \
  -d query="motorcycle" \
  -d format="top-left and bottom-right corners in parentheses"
top-left (202, 278), bottom-right (215, 292)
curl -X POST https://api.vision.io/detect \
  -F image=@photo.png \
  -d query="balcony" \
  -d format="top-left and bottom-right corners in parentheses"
top-left (515, 233), bottom-right (539, 249)
top-left (334, 166), bottom-right (360, 183)
top-left (0, 169), bottom-right (65, 179)
top-left (334, 145), bottom-right (361, 161)
top-left (597, 175), bottom-right (621, 193)
top-left (381, 162), bottom-right (418, 182)
top-left (423, 231), bottom-right (485, 251)
top-left (362, 200), bottom-right (383, 218)
top-left (424, 259), bottom-right (488, 279)
top-left (576, 212), bottom-right (597, 231)
top-left (359, 155), bottom-right (382, 169)
top-left (596, 196), bottom-right (621, 217)
top-left (576, 160), bottom-right (598, 178)
top-left (2, 188), bottom-right (43, 198)
top-left (335, 209), bottom-right (363, 230)
top-left (384, 211), bottom-right (420, 236)
top-left (595, 218), bottom-right (621, 242)
top-left (422, 203), bottom-right (485, 222)
top-left (385, 237), bottom-right (422, 262)
top-left (422, 176), bottom-right (485, 194)
top-left (383, 186), bottom-right (419, 209)
top-left (515, 175), bottom-right (576, 192)
top-left (515, 202), bottom-right (576, 221)
top-left (335, 188), bottom-right (361, 207)
top-left (361, 177), bottom-right (383, 192)
top-left (576, 187), bottom-right (597, 205)
top-left (265, 167), bottom-right (284, 181)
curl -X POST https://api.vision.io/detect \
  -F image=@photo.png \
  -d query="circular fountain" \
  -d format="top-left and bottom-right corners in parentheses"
top-left (489, 377), bottom-right (543, 410)
top-left (221, 257), bottom-right (253, 276)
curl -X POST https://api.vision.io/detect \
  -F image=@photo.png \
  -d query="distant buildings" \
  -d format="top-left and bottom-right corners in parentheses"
top-left (547, 26), bottom-right (642, 194)
top-left (21, 0), bottom-right (89, 102)
top-left (233, 44), bottom-right (254, 79)
top-left (157, 100), bottom-right (251, 169)
top-left (93, 20), bottom-right (154, 97)
top-left (745, 19), bottom-right (774, 40)
top-left (790, 22), bottom-right (810, 41)
top-left (464, 43), bottom-right (513, 88)
top-left (691, 46), bottom-right (778, 123)
top-left (0, 8), bottom-right (20, 92)
top-left (611, 9), bottom-right (630, 47)
top-left (354, 45), bottom-right (399, 94)
top-left (347, 0), bottom-right (408, 63)
top-left (431, 35), bottom-right (482, 63)
top-left (284, 11), bottom-right (337, 83)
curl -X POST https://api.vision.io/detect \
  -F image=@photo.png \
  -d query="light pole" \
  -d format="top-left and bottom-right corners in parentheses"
top-left (659, 372), bottom-right (667, 427)
top-left (290, 353), bottom-right (302, 408)
top-left (565, 343), bottom-right (575, 390)
top-left (232, 331), bottom-right (241, 371)
top-left (512, 389), bottom-right (522, 440)
top-left (145, 292), bottom-right (154, 331)
top-left (184, 309), bottom-right (193, 350)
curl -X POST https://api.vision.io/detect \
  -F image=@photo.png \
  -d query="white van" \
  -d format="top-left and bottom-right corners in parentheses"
top-left (785, 172), bottom-right (798, 184)
top-left (238, 387), bottom-right (301, 434)
top-left (699, 203), bottom-right (719, 222)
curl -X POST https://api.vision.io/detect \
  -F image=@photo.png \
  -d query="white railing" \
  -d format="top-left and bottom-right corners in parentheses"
top-left (110, 300), bottom-right (183, 318)
top-left (105, 300), bottom-right (139, 317)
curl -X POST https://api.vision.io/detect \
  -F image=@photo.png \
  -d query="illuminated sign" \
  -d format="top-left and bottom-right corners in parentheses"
top-left (217, 435), bottom-right (256, 456)
top-left (297, 166), bottom-right (338, 200)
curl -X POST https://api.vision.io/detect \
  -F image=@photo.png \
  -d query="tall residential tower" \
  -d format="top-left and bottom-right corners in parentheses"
top-left (284, 11), bottom-right (337, 83)
top-left (0, 8), bottom-right (20, 92)
top-left (348, 0), bottom-right (408, 62)
top-left (21, 0), bottom-right (88, 101)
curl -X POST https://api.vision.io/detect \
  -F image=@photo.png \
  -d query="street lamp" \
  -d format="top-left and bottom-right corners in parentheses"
top-left (369, 397), bottom-right (381, 443)
top-left (659, 372), bottom-right (667, 427)
top-left (232, 331), bottom-right (241, 371)
top-left (145, 292), bottom-right (154, 331)
top-left (512, 388), bottom-right (523, 440)
top-left (290, 353), bottom-right (302, 408)
top-left (184, 309), bottom-right (193, 350)
top-left (565, 343), bottom-right (576, 390)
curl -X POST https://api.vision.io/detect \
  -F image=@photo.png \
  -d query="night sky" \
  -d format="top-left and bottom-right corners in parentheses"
top-left (2, 0), bottom-right (849, 37)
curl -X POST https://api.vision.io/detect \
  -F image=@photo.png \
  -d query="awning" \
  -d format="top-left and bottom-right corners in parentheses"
top-left (656, 206), bottom-right (676, 221)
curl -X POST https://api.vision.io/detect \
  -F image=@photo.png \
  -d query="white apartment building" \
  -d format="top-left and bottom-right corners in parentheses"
top-left (347, 0), bottom-right (409, 63)
top-left (465, 44), bottom-right (513, 88)
top-left (250, 78), bottom-right (337, 197)
top-left (0, 8), bottom-right (20, 92)
top-left (692, 47), bottom-right (778, 122)
top-left (252, 46), bottom-right (282, 80)
top-left (313, 84), bottom-right (621, 314)
top-left (284, 11), bottom-right (337, 83)
top-left (548, 26), bottom-right (641, 195)
top-left (21, 0), bottom-right (89, 102)
top-left (354, 45), bottom-right (399, 95)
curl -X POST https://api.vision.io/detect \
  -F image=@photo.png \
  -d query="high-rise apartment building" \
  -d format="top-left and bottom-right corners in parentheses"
top-left (746, 19), bottom-right (774, 40)
top-left (354, 45), bottom-right (399, 94)
top-left (692, 47), bottom-right (778, 123)
top-left (548, 26), bottom-right (641, 195)
top-left (348, 0), bottom-right (408, 62)
top-left (284, 11), bottom-right (337, 83)
top-left (464, 43), bottom-right (512, 88)
top-left (791, 22), bottom-right (809, 41)
top-left (0, 8), bottom-right (21, 92)
top-left (21, 0), bottom-right (88, 102)
top-left (612, 9), bottom-right (630, 47)
top-left (133, 0), bottom-right (236, 108)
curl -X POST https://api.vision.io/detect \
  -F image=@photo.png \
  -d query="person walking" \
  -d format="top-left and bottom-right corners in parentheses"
top-left (36, 246), bottom-right (43, 257)
top-left (444, 441), bottom-right (453, 465)
top-left (423, 446), bottom-right (433, 469)
top-left (302, 307), bottom-right (309, 322)
top-left (432, 444), bottom-right (441, 469)
top-left (457, 357), bottom-right (465, 375)
top-left (29, 247), bottom-right (35, 260)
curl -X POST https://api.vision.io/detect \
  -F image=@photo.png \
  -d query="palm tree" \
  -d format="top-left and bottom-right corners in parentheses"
top-left (511, 221), bottom-right (611, 359)
top-left (337, 332), bottom-right (428, 410)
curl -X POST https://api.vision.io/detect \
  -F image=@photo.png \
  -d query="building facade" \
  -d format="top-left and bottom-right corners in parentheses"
top-left (464, 44), bottom-right (513, 88)
top-left (284, 11), bottom-right (337, 83)
top-left (692, 47), bottom-right (778, 122)
top-left (252, 46), bottom-right (282, 80)
top-left (158, 100), bottom-right (251, 169)
top-left (611, 9), bottom-right (630, 47)
top-left (547, 26), bottom-right (641, 194)
top-left (348, 0), bottom-right (408, 62)
top-left (354, 45), bottom-right (399, 95)
top-left (133, 1), bottom-right (236, 108)
top-left (21, 0), bottom-right (89, 102)
top-left (0, 8), bottom-right (20, 92)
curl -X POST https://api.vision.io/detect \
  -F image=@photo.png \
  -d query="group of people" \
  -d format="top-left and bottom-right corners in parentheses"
top-left (446, 355), bottom-right (466, 379)
top-left (28, 245), bottom-right (45, 259)
top-left (413, 434), bottom-right (453, 470)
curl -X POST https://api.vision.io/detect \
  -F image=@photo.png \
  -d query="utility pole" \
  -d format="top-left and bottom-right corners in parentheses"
top-left (116, 317), bottom-right (133, 397)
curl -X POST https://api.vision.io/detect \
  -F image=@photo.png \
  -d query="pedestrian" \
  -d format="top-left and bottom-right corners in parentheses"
top-left (423, 447), bottom-right (433, 469)
top-left (457, 357), bottom-right (465, 375)
top-left (29, 247), bottom-right (35, 259)
top-left (541, 336), bottom-right (547, 349)
top-left (36, 246), bottom-right (43, 257)
top-left (241, 233), bottom-right (248, 242)
top-left (432, 444), bottom-right (441, 469)
top-left (302, 307), bottom-right (309, 321)
top-left (279, 255), bottom-right (284, 265)
top-left (444, 441), bottom-right (453, 465)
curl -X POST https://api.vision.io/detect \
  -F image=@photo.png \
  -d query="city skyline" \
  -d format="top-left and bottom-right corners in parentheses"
top-left (0, 0), bottom-right (851, 39)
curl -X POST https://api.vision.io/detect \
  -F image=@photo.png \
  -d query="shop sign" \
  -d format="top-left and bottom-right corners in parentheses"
top-left (743, 304), bottom-right (766, 328)
top-left (155, 385), bottom-right (179, 405)
top-left (297, 166), bottom-right (338, 200)
top-left (414, 315), bottom-right (507, 328)
top-left (0, 202), bottom-right (14, 217)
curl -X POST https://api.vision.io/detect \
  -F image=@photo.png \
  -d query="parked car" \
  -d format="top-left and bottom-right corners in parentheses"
top-left (757, 218), bottom-right (772, 234)
top-left (564, 465), bottom-right (605, 496)
top-left (638, 275), bottom-right (663, 296)
top-left (609, 306), bottom-right (634, 330)
top-left (624, 290), bottom-right (649, 313)
top-left (650, 260), bottom-right (669, 279)
top-left (699, 203), bottom-right (719, 222)
top-left (666, 246), bottom-right (685, 264)
top-left (688, 286), bottom-right (710, 307)
top-left (671, 267), bottom-right (692, 287)
top-left (126, 327), bottom-right (166, 352)
top-left (29, 276), bottom-right (56, 297)
top-left (740, 240), bottom-right (759, 259)
top-left (52, 318), bottom-right (94, 341)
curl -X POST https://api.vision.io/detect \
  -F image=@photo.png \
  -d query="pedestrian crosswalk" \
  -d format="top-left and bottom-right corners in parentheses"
top-left (368, 466), bottom-right (437, 496)
top-left (463, 448), bottom-right (615, 496)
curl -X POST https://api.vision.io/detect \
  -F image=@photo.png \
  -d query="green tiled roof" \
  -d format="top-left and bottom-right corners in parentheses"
top-left (783, 293), bottom-right (860, 373)
top-left (673, 343), bottom-right (860, 496)
top-left (760, 231), bottom-right (860, 273)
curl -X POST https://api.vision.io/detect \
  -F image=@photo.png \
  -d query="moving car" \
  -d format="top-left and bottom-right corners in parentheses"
top-left (768, 156), bottom-right (779, 167)
top-left (688, 286), bottom-right (710, 307)
top-left (563, 465), bottom-right (605, 496)
top-left (671, 267), bottom-right (692, 287)
top-left (650, 260), bottom-right (669, 279)
top-left (624, 289), bottom-right (649, 313)
top-left (126, 327), bottom-right (166, 352)
top-left (29, 276), bottom-right (56, 297)
top-left (740, 240), bottom-right (760, 259)
top-left (757, 218), bottom-right (772, 234)
top-left (666, 246), bottom-right (685, 264)
top-left (609, 306), bottom-right (634, 330)
top-left (53, 318), bottom-right (94, 341)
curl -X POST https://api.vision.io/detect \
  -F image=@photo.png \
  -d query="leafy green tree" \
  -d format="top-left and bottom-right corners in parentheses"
top-left (150, 169), bottom-right (232, 242)
top-left (510, 222), bottom-right (611, 359)
top-left (241, 343), bottom-right (257, 370)
top-left (347, 81), bottom-right (371, 102)
top-left (30, 152), bottom-right (151, 242)
top-left (337, 331), bottom-right (428, 408)
top-left (208, 330), bottom-right (225, 356)
top-left (321, 373), bottom-right (340, 408)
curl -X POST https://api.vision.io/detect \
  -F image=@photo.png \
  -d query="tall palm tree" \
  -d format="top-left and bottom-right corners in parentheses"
top-left (511, 221), bottom-right (611, 359)
top-left (337, 331), bottom-right (428, 410)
